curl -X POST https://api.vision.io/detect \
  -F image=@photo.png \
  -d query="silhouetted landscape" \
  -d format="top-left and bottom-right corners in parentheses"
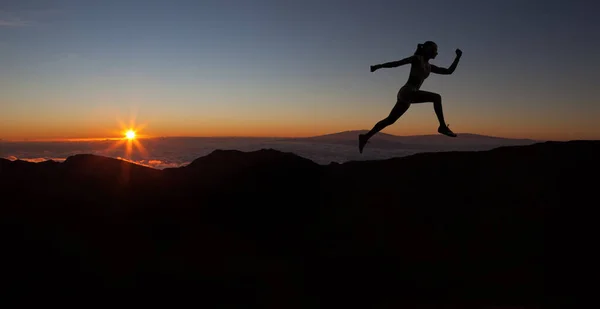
top-left (2, 140), bottom-right (597, 307)
top-left (1, 130), bottom-right (541, 167)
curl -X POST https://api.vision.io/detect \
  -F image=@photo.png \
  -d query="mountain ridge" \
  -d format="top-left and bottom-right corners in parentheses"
top-left (1, 140), bottom-right (597, 307)
top-left (2, 139), bottom-right (568, 171)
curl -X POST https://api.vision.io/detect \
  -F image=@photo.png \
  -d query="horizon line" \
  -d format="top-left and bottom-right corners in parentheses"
top-left (0, 130), bottom-right (555, 143)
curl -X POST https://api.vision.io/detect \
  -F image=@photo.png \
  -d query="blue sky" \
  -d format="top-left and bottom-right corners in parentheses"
top-left (1, 0), bottom-right (598, 140)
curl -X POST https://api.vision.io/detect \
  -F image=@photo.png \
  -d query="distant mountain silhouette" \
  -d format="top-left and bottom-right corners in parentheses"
top-left (1, 141), bottom-right (598, 308)
top-left (279, 130), bottom-right (540, 151)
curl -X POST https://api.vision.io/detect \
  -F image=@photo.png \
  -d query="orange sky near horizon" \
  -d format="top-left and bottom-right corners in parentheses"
top-left (3, 73), bottom-right (598, 142)
top-left (1, 109), bottom-right (596, 142)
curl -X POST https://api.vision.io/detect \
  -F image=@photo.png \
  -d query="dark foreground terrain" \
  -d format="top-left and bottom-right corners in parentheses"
top-left (1, 141), bottom-right (597, 308)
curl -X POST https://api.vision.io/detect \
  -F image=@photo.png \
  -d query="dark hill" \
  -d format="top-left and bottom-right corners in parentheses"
top-left (1, 141), bottom-right (598, 308)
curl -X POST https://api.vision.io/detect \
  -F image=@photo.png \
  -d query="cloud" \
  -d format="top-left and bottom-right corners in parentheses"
top-left (23, 157), bottom-right (66, 163)
top-left (116, 157), bottom-right (148, 167)
top-left (116, 157), bottom-right (188, 169)
top-left (3, 8), bottom-right (66, 27)
top-left (4, 157), bottom-right (66, 163)
top-left (3, 154), bottom-right (184, 169)
top-left (0, 19), bottom-right (29, 27)
top-left (1, 137), bottom-right (445, 169)
top-left (0, 11), bottom-right (29, 27)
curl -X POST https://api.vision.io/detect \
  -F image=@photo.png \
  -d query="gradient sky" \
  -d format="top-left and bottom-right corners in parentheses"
top-left (1, 0), bottom-right (598, 141)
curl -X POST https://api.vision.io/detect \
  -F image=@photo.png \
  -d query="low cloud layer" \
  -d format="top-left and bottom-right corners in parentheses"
top-left (7, 156), bottom-right (67, 163)
top-left (1, 135), bottom-right (537, 169)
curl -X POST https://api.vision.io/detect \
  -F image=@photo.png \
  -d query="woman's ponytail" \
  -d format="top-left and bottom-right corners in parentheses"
top-left (414, 43), bottom-right (424, 55)
top-left (414, 41), bottom-right (436, 56)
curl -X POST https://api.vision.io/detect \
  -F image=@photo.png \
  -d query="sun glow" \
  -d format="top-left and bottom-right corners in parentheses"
top-left (103, 115), bottom-right (150, 160)
top-left (125, 130), bottom-right (136, 140)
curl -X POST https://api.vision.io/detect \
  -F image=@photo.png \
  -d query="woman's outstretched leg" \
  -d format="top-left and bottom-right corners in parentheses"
top-left (410, 90), bottom-right (457, 137)
top-left (359, 101), bottom-right (410, 153)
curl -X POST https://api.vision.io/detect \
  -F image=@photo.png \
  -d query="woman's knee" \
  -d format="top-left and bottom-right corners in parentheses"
top-left (432, 93), bottom-right (442, 103)
top-left (377, 117), bottom-right (393, 127)
top-left (383, 115), bottom-right (399, 125)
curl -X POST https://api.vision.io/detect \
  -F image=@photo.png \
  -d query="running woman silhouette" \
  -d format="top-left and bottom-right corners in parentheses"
top-left (358, 41), bottom-right (462, 153)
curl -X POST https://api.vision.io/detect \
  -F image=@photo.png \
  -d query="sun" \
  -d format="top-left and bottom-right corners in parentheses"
top-left (125, 130), bottom-right (136, 140)
top-left (107, 116), bottom-right (149, 159)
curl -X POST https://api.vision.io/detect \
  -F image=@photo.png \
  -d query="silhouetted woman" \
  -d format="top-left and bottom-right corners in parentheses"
top-left (359, 41), bottom-right (462, 153)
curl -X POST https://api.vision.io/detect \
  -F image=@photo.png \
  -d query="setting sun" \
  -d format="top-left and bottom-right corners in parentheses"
top-left (125, 130), bottom-right (136, 140)
top-left (107, 118), bottom-right (149, 159)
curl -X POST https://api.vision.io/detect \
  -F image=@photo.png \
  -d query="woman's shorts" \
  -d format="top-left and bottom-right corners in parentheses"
top-left (397, 85), bottom-right (418, 103)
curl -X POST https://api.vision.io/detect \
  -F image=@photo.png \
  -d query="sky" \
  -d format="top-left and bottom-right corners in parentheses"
top-left (1, 0), bottom-right (598, 141)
